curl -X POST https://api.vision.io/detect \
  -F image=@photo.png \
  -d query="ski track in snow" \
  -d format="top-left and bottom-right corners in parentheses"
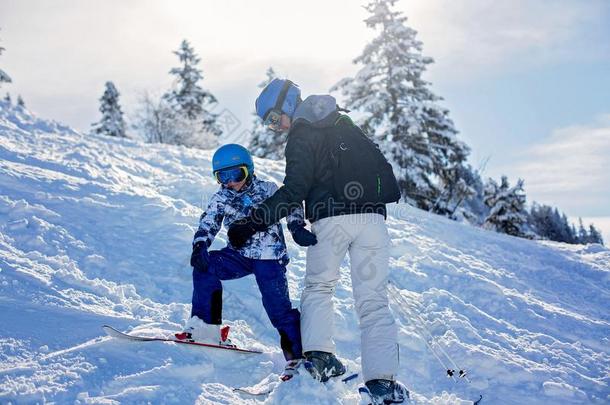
top-left (0, 104), bottom-right (609, 404)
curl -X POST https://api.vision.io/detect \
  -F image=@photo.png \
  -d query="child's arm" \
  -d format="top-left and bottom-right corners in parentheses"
top-left (193, 192), bottom-right (226, 247)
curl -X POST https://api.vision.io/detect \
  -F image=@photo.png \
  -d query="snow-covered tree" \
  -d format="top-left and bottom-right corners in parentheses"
top-left (3, 92), bottom-right (11, 105)
top-left (16, 95), bottom-right (25, 108)
top-left (576, 222), bottom-right (604, 245)
top-left (249, 67), bottom-right (286, 159)
top-left (332, 0), bottom-right (470, 211)
top-left (577, 218), bottom-right (588, 243)
top-left (483, 176), bottom-right (529, 237)
top-left (163, 39), bottom-right (221, 141)
top-left (559, 212), bottom-right (577, 243)
top-left (91, 81), bottom-right (126, 138)
top-left (574, 218), bottom-right (604, 245)
top-left (529, 204), bottom-right (555, 241)
top-left (457, 162), bottom-right (491, 225)
top-left (529, 204), bottom-right (581, 243)
top-left (0, 29), bottom-right (11, 88)
top-left (134, 91), bottom-right (219, 149)
top-left (433, 163), bottom-right (477, 220)
top-left (570, 224), bottom-right (578, 244)
top-left (588, 224), bottom-right (604, 245)
top-left (135, 92), bottom-right (170, 144)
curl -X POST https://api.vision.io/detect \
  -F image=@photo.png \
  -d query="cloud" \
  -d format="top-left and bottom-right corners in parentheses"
top-left (512, 115), bottom-right (610, 215)
top-left (402, 0), bottom-right (610, 79)
top-left (3, 0), bottom-right (608, 132)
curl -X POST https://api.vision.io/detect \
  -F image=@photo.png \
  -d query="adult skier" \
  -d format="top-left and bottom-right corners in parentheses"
top-left (180, 143), bottom-right (315, 380)
top-left (227, 79), bottom-right (409, 403)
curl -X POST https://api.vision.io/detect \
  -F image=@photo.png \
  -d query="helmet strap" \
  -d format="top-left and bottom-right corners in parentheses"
top-left (272, 80), bottom-right (293, 115)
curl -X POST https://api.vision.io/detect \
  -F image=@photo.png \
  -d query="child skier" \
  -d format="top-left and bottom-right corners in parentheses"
top-left (177, 143), bottom-right (316, 379)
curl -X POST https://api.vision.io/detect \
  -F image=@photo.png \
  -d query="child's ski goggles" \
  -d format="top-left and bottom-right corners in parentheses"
top-left (214, 165), bottom-right (249, 184)
top-left (263, 109), bottom-right (283, 132)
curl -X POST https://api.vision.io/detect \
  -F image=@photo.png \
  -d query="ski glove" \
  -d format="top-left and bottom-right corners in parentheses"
top-left (190, 241), bottom-right (209, 272)
top-left (228, 217), bottom-right (268, 249)
top-left (290, 225), bottom-right (317, 247)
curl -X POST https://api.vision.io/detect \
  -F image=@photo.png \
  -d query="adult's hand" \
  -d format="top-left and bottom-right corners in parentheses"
top-left (190, 241), bottom-right (209, 272)
top-left (228, 218), bottom-right (258, 249)
top-left (290, 226), bottom-right (317, 247)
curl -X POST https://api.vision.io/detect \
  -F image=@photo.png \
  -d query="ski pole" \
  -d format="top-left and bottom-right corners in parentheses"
top-left (389, 283), bottom-right (470, 383)
top-left (389, 287), bottom-right (457, 381)
top-left (389, 283), bottom-right (484, 404)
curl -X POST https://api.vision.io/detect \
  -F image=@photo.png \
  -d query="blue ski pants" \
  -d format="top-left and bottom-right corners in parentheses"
top-left (191, 247), bottom-right (302, 360)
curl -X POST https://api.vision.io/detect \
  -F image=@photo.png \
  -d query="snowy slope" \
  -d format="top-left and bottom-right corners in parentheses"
top-left (1, 103), bottom-right (609, 404)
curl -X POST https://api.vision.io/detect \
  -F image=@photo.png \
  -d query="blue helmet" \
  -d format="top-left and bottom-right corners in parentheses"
top-left (255, 78), bottom-right (301, 120)
top-left (212, 144), bottom-right (254, 176)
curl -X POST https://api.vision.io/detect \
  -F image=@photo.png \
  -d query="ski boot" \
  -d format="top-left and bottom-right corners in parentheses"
top-left (280, 358), bottom-right (304, 381)
top-left (359, 379), bottom-right (409, 404)
top-left (303, 350), bottom-right (346, 382)
top-left (175, 316), bottom-right (235, 347)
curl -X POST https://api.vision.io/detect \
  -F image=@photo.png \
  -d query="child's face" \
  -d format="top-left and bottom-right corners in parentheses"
top-left (226, 178), bottom-right (247, 191)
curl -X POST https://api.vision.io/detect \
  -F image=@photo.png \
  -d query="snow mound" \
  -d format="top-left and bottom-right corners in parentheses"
top-left (1, 105), bottom-right (609, 404)
top-left (1, 99), bottom-right (77, 135)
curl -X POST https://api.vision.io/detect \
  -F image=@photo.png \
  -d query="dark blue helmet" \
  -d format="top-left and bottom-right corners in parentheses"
top-left (212, 144), bottom-right (254, 176)
top-left (255, 79), bottom-right (301, 121)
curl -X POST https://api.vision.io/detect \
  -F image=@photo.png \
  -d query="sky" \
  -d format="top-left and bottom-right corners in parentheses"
top-left (1, 0), bottom-right (609, 241)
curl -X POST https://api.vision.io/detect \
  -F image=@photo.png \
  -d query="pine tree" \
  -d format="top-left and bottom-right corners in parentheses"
top-left (3, 92), bottom-right (11, 105)
top-left (570, 224), bottom-right (578, 244)
top-left (577, 217), bottom-right (588, 243)
top-left (528, 204), bottom-right (584, 244)
top-left (163, 39), bottom-right (221, 139)
top-left (483, 176), bottom-right (529, 237)
top-left (91, 81), bottom-right (127, 138)
top-left (433, 163), bottom-right (476, 219)
top-left (588, 224), bottom-right (604, 245)
top-left (531, 204), bottom-right (556, 241)
top-left (0, 29), bottom-right (11, 88)
top-left (459, 165), bottom-right (488, 224)
top-left (547, 209), bottom-right (576, 243)
top-left (529, 203), bottom-right (552, 239)
top-left (249, 67), bottom-right (287, 159)
top-left (560, 213), bottom-right (577, 243)
top-left (332, 0), bottom-right (470, 211)
top-left (16, 95), bottom-right (25, 108)
top-left (426, 104), bottom-right (472, 215)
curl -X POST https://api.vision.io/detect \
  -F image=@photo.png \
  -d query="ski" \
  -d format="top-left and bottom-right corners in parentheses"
top-left (233, 377), bottom-right (280, 397)
top-left (234, 372), bottom-right (359, 396)
top-left (102, 325), bottom-right (263, 354)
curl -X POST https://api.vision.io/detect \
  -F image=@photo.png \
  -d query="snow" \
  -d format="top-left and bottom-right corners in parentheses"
top-left (1, 104), bottom-right (609, 404)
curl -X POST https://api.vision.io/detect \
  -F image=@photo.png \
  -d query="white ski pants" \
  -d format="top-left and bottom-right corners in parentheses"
top-left (300, 213), bottom-right (398, 381)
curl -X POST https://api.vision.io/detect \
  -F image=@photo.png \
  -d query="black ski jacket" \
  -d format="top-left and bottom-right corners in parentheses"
top-left (252, 120), bottom-right (386, 226)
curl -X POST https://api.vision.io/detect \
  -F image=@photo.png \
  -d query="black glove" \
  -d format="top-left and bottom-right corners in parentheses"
top-left (290, 225), bottom-right (318, 247)
top-left (228, 217), bottom-right (262, 249)
top-left (190, 241), bottom-right (209, 272)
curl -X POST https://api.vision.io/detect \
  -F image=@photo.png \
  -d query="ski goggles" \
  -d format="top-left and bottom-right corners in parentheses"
top-left (263, 109), bottom-right (283, 132)
top-left (263, 80), bottom-right (294, 132)
top-left (214, 165), bottom-right (249, 184)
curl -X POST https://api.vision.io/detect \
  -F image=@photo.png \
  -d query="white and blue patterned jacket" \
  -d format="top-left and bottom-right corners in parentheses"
top-left (193, 176), bottom-right (304, 263)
